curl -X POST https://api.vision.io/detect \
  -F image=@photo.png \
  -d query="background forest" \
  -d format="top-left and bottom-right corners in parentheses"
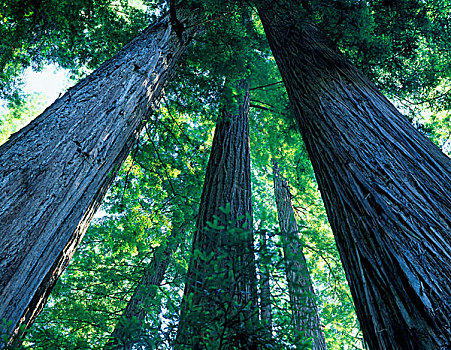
top-left (1, 0), bottom-right (450, 349)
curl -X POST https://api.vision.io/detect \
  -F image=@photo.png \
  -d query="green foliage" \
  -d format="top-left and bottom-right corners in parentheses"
top-left (4, 0), bottom-right (450, 348)
top-left (249, 106), bottom-right (364, 348)
top-left (25, 102), bottom-right (210, 349)
top-left (0, 0), bottom-right (151, 101)
top-left (1, 319), bottom-right (26, 350)
top-left (257, 0), bottom-right (451, 113)
top-left (0, 93), bottom-right (46, 145)
top-left (363, 0), bottom-right (451, 103)
top-left (173, 1), bottom-right (269, 118)
top-left (179, 218), bottom-right (272, 349)
top-left (422, 110), bottom-right (451, 155)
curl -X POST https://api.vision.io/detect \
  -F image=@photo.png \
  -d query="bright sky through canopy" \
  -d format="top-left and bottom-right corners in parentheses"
top-left (23, 64), bottom-right (72, 106)
top-left (0, 65), bottom-right (73, 145)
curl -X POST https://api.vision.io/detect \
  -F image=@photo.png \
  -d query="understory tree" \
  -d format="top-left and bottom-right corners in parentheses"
top-left (107, 225), bottom-right (185, 350)
top-left (273, 160), bottom-right (326, 350)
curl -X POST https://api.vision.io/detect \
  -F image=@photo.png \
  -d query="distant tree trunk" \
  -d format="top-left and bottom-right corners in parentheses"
top-left (0, 12), bottom-right (198, 344)
top-left (273, 160), bottom-right (326, 350)
top-left (107, 227), bottom-right (183, 350)
top-left (175, 85), bottom-right (258, 349)
top-left (259, 230), bottom-right (273, 335)
top-left (258, 1), bottom-right (451, 349)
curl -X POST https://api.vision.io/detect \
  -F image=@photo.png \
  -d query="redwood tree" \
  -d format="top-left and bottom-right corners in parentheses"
top-left (257, 1), bottom-right (451, 348)
top-left (258, 229), bottom-right (273, 336)
top-left (0, 12), bottom-right (198, 344)
top-left (273, 160), bottom-right (326, 350)
top-left (107, 226), bottom-right (184, 350)
top-left (175, 85), bottom-right (259, 349)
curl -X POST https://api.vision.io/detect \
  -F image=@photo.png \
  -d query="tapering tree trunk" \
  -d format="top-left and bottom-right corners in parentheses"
top-left (176, 86), bottom-right (258, 349)
top-left (259, 230), bottom-right (273, 335)
top-left (107, 227), bottom-right (183, 350)
top-left (0, 12), bottom-right (198, 344)
top-left (258, 2), bottom-right (451, 348)
top-left (273, 160), bottom-right (326, 350)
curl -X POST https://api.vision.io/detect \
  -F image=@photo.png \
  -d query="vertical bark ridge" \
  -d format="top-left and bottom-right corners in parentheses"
top-left (259, 230), bottom-right (273, 336)
top-left (176, 86), bottom-right (258, 348)
top-left (257, 2), bottom-right (451, 348)
top-left (0, 12), bottom-right (198, 343)
top-left (273, 161), bottom-right (326, 350)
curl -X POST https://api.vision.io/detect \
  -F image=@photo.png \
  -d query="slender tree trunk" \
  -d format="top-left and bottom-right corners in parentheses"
top-left (0, 12), bottom-right (198, 344)
top-left (107, 227), bottom-right (183, 350)
top-left (257, 2), bottom-right (451, 349)
top-left (259, 230), bottom-right (273, 336)
top-left (273, 160), bottom-right (326, 350)
top-left (175, 86), bottom-right (258, 349)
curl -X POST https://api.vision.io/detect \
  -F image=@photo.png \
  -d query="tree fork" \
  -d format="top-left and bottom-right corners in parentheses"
top-left (0, 12), bottom-right (198, 345)
top-left (257, 1), bottom-right (451, 348)
top-left (170, 0), bottom-right (185, 39)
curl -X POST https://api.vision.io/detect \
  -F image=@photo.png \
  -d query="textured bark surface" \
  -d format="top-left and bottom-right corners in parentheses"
top-left (258, 2), bottom-right (451, 349)
top-left (259, 230), bottom-right (273, 335)
top-left (273, 161), bottom-right (326, 350)
top-left (108, 227), bottom-right (183, 350)
top-left (176, 87), bottom-right (258, 348)
top-left (0, 13), bottom-right (197, 343)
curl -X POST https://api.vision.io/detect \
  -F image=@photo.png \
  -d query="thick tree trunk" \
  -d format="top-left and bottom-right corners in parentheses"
top-left (259, 230), bottom-right (273, 336)
top-left (257, 2), bottom-right (451, 349)
top-left (176, 86), bottom-right (258, 349)
top-left (107, 227), bottom-right (183, 350)
top-left (273, 160), bottom-right (326, 350)
top-left (0, 13), bottom-right (197, 344)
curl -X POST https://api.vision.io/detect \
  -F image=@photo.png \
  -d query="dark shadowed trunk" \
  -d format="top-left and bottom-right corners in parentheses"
top-left (258, 230), bottom-right (272, 336)
top-left (175, 86), bottom-right (258, 349)
top-left (0, 12), bottom-right (198, 344)
top-left (257, 1), bottom-right (451, 348)
top-left (107, 227), bottom-right (183, 350)
top-left (273, 160), bottom-right (326, 350)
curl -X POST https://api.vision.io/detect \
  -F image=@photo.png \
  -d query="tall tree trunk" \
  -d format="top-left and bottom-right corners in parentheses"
top-left (273, 160), bottom-right (326, 350)
top-left (175, 86), bottom-right (258, 349)
top-left (0, 12), bottom-right (198, 344)
top-left (107, 226), bottom-right (183, 350)
top-left (257, 2), bottom-right (451, 349)
top-left (259, 230), bottom-right (273, 336)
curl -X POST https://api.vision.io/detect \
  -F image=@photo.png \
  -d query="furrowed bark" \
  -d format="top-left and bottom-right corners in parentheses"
top-left (273, 160), bottom-right (326, 350)
top-left (258, 1), bottom-right (451, 348)
top-left (259, 230), bottom-right (273, 336)
top-left (0, 12), bottom-right (197, 345)
top-left (176, 86), bottom-right (258, 348)
top-left (107, 227), bottom-right (183, 350)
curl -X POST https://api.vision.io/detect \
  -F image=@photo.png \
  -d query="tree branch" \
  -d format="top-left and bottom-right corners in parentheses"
top-left (249, 81), bottom-right (284, 91)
